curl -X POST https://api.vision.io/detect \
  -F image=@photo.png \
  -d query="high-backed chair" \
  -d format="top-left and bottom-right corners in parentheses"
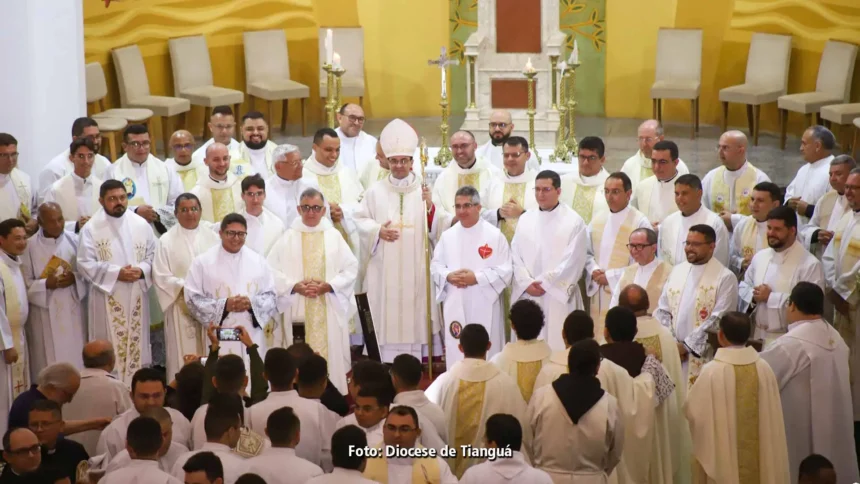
top-left (854, 117), bottom-right (860, 159)
top-left (719, 33), bottom-right (792, 146)
top-left (91, 115), bottom-right (127, 161)
top-left (243, 29), bottom-right (310, 136)
top-left (85, 63), bottom-right (154, 143)
top-left (777, 40), bottom-right (858, 149)
top-left (317, 27), bottom-right (365, 107)
top-left (650, 28), bottom-right (703, 139)
top-left (820, 103), bottom-right (860, 154)
top-left (111, 45), bottom-right (191, 156)
top-left (168, 35), bottom-right (245, 139)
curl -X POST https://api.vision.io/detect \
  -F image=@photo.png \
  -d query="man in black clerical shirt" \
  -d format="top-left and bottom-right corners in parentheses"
top-left (28, 401), bottom-right (87, 484)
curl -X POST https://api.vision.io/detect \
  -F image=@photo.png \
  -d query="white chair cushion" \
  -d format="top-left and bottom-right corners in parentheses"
top-left (778, 92), bottom-right (843, 114)
top-left (92, 115), bottom-right (128, 132)
top-left (319, 78), bottom-right (365, 98)
top-left (127, 96), bottom-right (191, 117)
top-left (650, 80), bottom-right (701, 100)
top-left (855, 117), bottom-right (860, 130)
top-left (719, 84), bottom-right (784, 105)
top-left (820, 104), bottom-right (860, 125)
top-left (248, 79), bottom-right (310, 100)
top-left (99, 108), bottom-right (153, 122)
top-left (179, 86), bottom-right (244, 107)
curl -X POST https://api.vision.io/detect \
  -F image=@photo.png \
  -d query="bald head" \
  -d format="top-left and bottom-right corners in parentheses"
top-left (618, 284), bottom-right (650, 315)
top-left (169, 130), bottom-right (194, 165)
top-left (489, 110), bottom-right (514, 143)
top-left (82, 340), bottom-right (115, 370)
top-left (718, 130), bottom-right (748, 168)
top-left (637, 119), bottom-right (664, 157)
top-left (37, 202), bottom-right (64, 239)
top-left (38, 202), bottom-right (61, 219)
top-left (205, 142), bottom-right (231, 180)
top-left (451, 131), bottom-right (478, 168)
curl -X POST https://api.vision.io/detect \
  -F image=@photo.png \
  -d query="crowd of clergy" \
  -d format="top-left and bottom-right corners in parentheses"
top-left (0, 101), bottom-right (857, 483)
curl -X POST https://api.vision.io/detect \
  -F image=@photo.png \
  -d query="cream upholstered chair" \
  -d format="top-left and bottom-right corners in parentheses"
top-left (85, 63), bottom-right (154, 142)
top-left (777, 40), bottom-right (858, 149)
top-left (111, 45), bottom-right (191, 157)
top-left (168, 35), bottom-right (245, 139)
top-left (650, 28), bottom-right (703, 139)
top-left (317, 27), bottom-right (365, 106)
top-left (719, 33), bottom-right (792, 146)
top-left (854, 117), bottom-right (860, 159)
top-left (243, 29), bottom-right (310, 136)
top-left (820, 103), bottom-right (860, 154)
top-left (91, 115), bottom-right (127, 161)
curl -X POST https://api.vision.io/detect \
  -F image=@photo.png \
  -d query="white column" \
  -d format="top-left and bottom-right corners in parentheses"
top-left (0, 0), bottom-right (86, 183)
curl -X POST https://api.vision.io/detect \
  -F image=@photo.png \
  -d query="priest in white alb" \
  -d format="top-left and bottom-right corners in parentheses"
top-left (263, 145), bottom-right (323, 228)
top-left (191, 106), bottom-right (242, 164)
top-left (21, 203), bottom-right (86, 376)
top-left (359, 142), bottom-right (390, 190)
top-left (655, 224), bottom-right (738, 387)
top-left (760, 282), bottom-right (860, 484)
top-left (560, 136), bottom-right (610, 225)
top-left (685, 311), bottom-right (790, 484)
top-left (236, 111), bottom-right (278, 178)
top-left (164, 130), bottom-right (202, 192)
top-left (658, 174), bottom-right (730, 267)
top-left (476, 110), bottom-right (539, 172)
top-left (631, 140), bottom-right (682, 228)
top-left (237, 174), bottom-right (285, 256)
top-left (482, 137), bottom-right (538, 241)
top-left (510, 171), bottom-right (586, 350)
top-left (425, 324), bottom-right (529, 478)
top-left (585, 172), bottom-right (650, 337)
top-left (267, 188), bottom-right (357, 394)
top-left (728, 182), bottom-right (782, 277)
top-left (702, 131), bottom-right (770, 229)
top-left (620, 120), bottom-right (689, 186)
top-left (800, 154), bottom-right (854, 259)
top-left (489, 300), bottom-right (552, 403)
top-left (431, 186), bottom-right (512, 368)
top-left (353, 119), bottom-right (441, 363)
top-left (0, 134), bottom-right (35, 232)
top-left (37, 117), bottom-right (111, 204)
top-left (608, 228), bottom-right (671, 314)
top-left (77, 180), bottom-right (156, 385)
top-left (335, 104), bottom-right (377, 178)
top-left (739, 206), bottom-right (824, 347)
top-left (43, 138), bottom-right (103, 234)
top-left (190, 142), bottom-right (245, 224)
top-left (152, 193), bottom-right (220, 380)
top-left (785, 126), bottom-right (837, 226)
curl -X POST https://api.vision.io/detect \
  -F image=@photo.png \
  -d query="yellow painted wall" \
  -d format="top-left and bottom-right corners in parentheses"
top-left (83, 0), bottom-right (447, 135)
top-left (605, 0), bottom-right (860, 136)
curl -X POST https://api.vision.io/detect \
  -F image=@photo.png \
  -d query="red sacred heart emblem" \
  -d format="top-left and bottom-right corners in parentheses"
top-left (698, 306), bottom-right (710, 321)
top-left (478, 244), bottom-right (493, 259)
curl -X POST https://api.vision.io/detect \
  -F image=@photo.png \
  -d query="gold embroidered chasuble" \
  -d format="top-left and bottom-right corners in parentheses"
top-left (561, 169), bottom-right (609, 224)
top-left (363, 444), bottom-right (442, 484)
top-left (190, 172), bottom-right (245, 223)
top-left (709, 163), bottom-right (761, 215)
top-left (618, 261), bottom-right (671, 315)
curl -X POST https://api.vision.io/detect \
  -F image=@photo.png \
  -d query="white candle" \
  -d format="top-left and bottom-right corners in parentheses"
top-left (524, 57), bottom-right (535, 74)
top-left (325, 29), bottom-right (333, 65)
top-left (559, 61), bottom-right (567, 73)
top-left (571, 38), bottom-right (579, 65)
top-left (442, 68), bottom-right (447, 98)
top-left (333, 52), bottom-right (341, 69)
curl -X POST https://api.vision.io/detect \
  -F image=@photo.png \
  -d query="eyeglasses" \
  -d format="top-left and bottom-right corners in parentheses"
top-left (177, 206), bottom-right (200, 214)
top-left (384, 424), bottom-right (417, 434)
top-left (347, 115), bottom-right (365, 124)
top-left (172, 143), bottom-right (194, 151)
top-left (300, 205), bottom-right (325, 213)
top-left (224, 230), bottom-right (247, 239)
top-left (578, 154), bottom-right (600, 162)
top-left (244, 191), bottom-right (265, 199)
top-left (127, 141), bottom-right (151, 149)
top-left (454, 203), bottom-right (478, 210)
top-left (0, 152), bottom-right (20, 160)
top-left (73, 153), bottom-right (95, 161)
top-left (212, 124), bottom-right (236, 131)
top-left (534, 187), bottom-right (556, 194)
top-left (503, 152), bottom-right (524, 159)
top-left (388, 158), bottom-right (413, 166)
top-left (7, 444), bottom-right (40, 456)
top-left (489, 122), bottom-right (509, 129)
top-left (626, 243), bottom-right (655, 250)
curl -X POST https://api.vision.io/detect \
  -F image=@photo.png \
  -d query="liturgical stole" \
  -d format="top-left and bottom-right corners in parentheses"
top-left (817, 190), bottom-right (841, 231)
top-left (618, 261), bottom-right (670, 315)
top-left (10, 170), bottom-right (31, 220)
top-left (750, 247), bottom-right (802, 330)
top-left (363, 444), bottom-right (441, 484)
top-left (0, 261), bottom-right (27, 398)
top-left (315, 173), bottom-right (353, 248)
top-left (500, 181), bottom-right (527, 242)
top-left (112, 155), bottom-right (170, 207)
top-left (710, 164), bottom-right (759, 215)
top-left (301, 231), bottom-right (329, 360)
top-left (739, 218), bottom-right (767, 262)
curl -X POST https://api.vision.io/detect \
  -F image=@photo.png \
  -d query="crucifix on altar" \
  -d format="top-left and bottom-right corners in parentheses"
top-left (428, 47), bottom-right (459, 166)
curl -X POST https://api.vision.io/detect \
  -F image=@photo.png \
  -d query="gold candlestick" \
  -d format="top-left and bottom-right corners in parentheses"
top-left (566, 63), bottom-right (579, 155)
top-left (523, 69), bottom-right (541, 164)
top-left (333, 66), bottom-right (346, 116)
top-left (322, 63), bottom-right (336, 128)
top-left (434, 95), bottom-right (453, 167)
top-left (550, 64), bottom-right (571, 163)
top-left (549, 55), bottom-right (559, 110)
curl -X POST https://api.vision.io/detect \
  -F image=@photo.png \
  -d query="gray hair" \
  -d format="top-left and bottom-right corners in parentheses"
top-left (273, 144), bottom-right (301, 162)
top-left (455, 186), bottom-right (480, 204)
top-left (37, 363), bottom-right (80, 390)
top-left (850, 167), bottom-right (860, 176)
top-left (808, 125), bottom-right (836, 150)
top-left (631, 227), bottom-right (658, 245)
top-left (300, 187), bottom-right (325, 203)
top-left (832, 154), bottom-right (857, 169)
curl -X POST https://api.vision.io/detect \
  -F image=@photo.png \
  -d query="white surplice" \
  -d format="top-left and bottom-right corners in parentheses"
top-left (21, 230), bottom-right (86, 376)
top-left (560, 169), bottom-right (610, 225)
top-left (0, 250), bottom-right (29, 442)
top-left (481, 169), bottom-right (538, 232)
top-left (43, 173), bottom-right (103, 232)
top-left (728, 215), bottom-right (768, 275)
top-left (190, 173), bottom-right (245, 223)
top-left (97, 406), bottom-right (192, 460)
top-left (263, 174), bottom-right (323, 228)
top-left (38, 149), bottom-right (111, 203)
top-left (235, 140), bottom-right (278, 178)
top-left (267, 218), bottom-right (357, 394)
top-left (431, 157), bottom-right (502, 233)
top-left (701, 162), bottom-right (771, 215)
top-left (785, 155), bottom-right (834, 226)
top-left (510, 204), bottom-right (586, 351)
top-left (760, 318), bottom-right (860, 484)
top-left (101, 459), bottom-right (183, 484)
top-left (105, 443), bottom-right (188, 474)
top-left (165, 157), bottom-right (204, 192)
top-left (489, 339), bottom-right (552, 403)
top-left (460, 450), bottom-right (554, 484)
top-left (354, 173), bottom-right (442, 363)
top-left (658, 205), bottom-right (730, 267)
top-left (77, 209), bottom-right (155, 385)
top-left (170, 442), bottom-right (250, 484)
top-left (738, 241), bottom-right (823, 346)
top-left (431, 219), bottom-right (512, 368)
top-left (425, 358), bottom-right (530, 477)
top-left (620, 151), bottom-right (689, 187)
top-left (359, 160), bottom-right (390, 190)
top-left (0, 169), bottom-right (34, 222)
top-left (685, 346), bottom-right (790, 484)
top-left (799, 189), bottom-right (847, 260)
top-left (249, 447), bottom-right (325, 484)
top-left (336, 128), bottom-right (378, 177)
top-left (477, 139), bottom-right (540, 172)
top-left (241, 207), bottom-right (285, 256)
top-left (63, 368), bottom-right (133, 456)
top-left (631, 172), bottom-right (680, 225)
top-left (392, 390), bottom-right (449, 444)
top-left (152, 224), bottom-right (220, 380)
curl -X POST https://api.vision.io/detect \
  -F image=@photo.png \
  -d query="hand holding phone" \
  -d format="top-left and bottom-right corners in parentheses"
top-left (216, 328), bottom-right (241, 342)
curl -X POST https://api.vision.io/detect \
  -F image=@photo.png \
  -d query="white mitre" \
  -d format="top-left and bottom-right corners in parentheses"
top-left (380, 118), bottom-right (418, 157)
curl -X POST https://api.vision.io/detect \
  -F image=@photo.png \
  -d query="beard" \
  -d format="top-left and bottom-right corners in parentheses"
top-left (768, 237), bottom-right (786, 249)
top-left (244, 137), bottom-right (267, 150)
top-left (490, 132), bottom-right (510, 146)
top-left (107, 206), bottom-right (126, 218)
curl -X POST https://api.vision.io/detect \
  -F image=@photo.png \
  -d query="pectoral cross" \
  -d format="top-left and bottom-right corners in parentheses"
top-left (14, 380), bottom-right (25, 394)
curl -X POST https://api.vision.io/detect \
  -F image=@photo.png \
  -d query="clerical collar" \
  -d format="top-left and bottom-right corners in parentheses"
top-left (389, 172), bottom-right (414, 187)
top-left (505, 170), bottom-right (525, 179)
top-left (209, 175), bottom-right (227, 184)
top-left (539, 203), bottom-right (560, 212)
top-left (130, 157), bottom-right (148, 166)
top-left (691, 257), bottom-right (710, 266)
top-left (658, 170), bottom-right (679, 183)
top-left (725, 161), bottom-right (748, 172)
top-left (1, 250), bottom-right (17, 262)
top-left (681, 205), bottom-right (703, 218)
top-left (39, 230), bottom-right (61, 242)
top-left (610, 206), bottom-right (629, 215)
top-left (458, 159), bottom-right (477, 170)
top-left (72, 172), bottom-right (89, 185)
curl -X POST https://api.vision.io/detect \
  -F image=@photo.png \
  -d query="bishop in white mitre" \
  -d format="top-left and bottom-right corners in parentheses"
top-left (431, 131), bottom-right (502, 233)
top-left (476, 110), bottom-right (540, 172)
top-left (0, 136), bottom-right (34, 230)
top-left (164, 130), bottom-right (203, 192)
top-left (431, 186), bottom-right (512, 368)
top-left (0, 218), bottom-right (31, 440)
top-left (607, 228), bottom-right (672, 315)
top-left (799, 155), bottom-right (854, 260)
top-left (21, 203), bottom-right (86, 376)
top-left (739, 206), bottom-right (824, 347)
top-left (631, 141), bottom-right (683, 227)
top-left (685, 312), bottom-right (790, 484)
top-left (560, 137), bottom-right (610, 225)
top-left (336, 104), bottom-right (378, 178)
top-left (353, 119), bottom-right (442, 363)
top-left (153, 194), bottom-right (220, 380)
top-left (37, 117), bottom-right (112, 204)
top-left (511, 171), bottom-right (586, 351)
top-left (728, 183), bottom-right (783, 277)
top-left (702, 131), bottom-right (770, 223)
top-left (425, 323), bottom-right (529, 478)
top-left (77, 180), bottom-right (156, 385)
top-left (190, 143), bottom-right (245, 224)
top-left (481, 137), bottom-right (538, 241)
top-left (267, 188), bottom-right (357, 394)
top-left (760, 282), bottom-right (860, 484)
top-left (236, 112), bottom-right (278, 178)
top-left (658, 174), bottom-right (730, 267)
top-left (43, 138), bottom-right (103, 234)
top-left (785, 126), bottom-right (836, 226)
top-left (359, 142), bottom-right (390, 190)
top-left (655, 224), bottom-right (738, 387)
top-left (585, 173), bottom-right (650, 338)
top-left (620, 120), bottom-right (689, 186)
top-left (237, 174), bottom-right (285, 257)
top-left (264, 145), bottom-right (323, 228)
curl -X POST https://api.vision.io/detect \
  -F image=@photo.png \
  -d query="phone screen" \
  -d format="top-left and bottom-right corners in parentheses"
top-left (217, 328), bottom-right (241, 342)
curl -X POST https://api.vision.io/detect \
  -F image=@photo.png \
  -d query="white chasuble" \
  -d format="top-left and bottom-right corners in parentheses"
top-left (0, 251), bottom-right (29, 440)
top-left (560, 169), bottom-right (609, 225)
top-left (477, 139), bottom-right (541, 173)
top-left (631, 173), bottom-right (680, 225)
top-left (489, 339), bottom-right (552, 403)
top-left (152, 224), bottom-right (220, 380)
top-left (658, 205), bottom-right (730, 267)
top-left (359, 161), bottom-right (391, 191)
top-left (336, 128), bottom-right (378, 177)
top-left (608, 259), bottom-right (671, 314)
top-left (655, 257), bottom-right (738, 387)
top-left (425, 358), bottom-right (529, 478)
top-left (354, 174), bottom-right (443, 363)
top-left (482, 169), bottom-right (538, 240)
top-left (190, 173), bottom-right (244, 224)
top-left (620, 150), bottom-right (690, 187)
top-left (185, 245), bottom-right (278, 371)
top-left (165, 157), bottom-right (203, 192)
top-left (760, 319), bottom-right (860, 484)
top-left (585, 206), bottom-right (650, 337)
top-left (800, 189), bottom-right (848, 259)
top-left (728, 215), bottom-right (768, 275)
top-left (241, 208), bottom-right (286, 257)
top-left (431, 220), bottom-right (512, 369)
top-left (0, 170), bottom-right (33, 222)
top-left (702, 162), bottom-right (770, 216)
top-left (431, 157), bottom-right (502, 234)
top-left (77, 210), bottom-right (155, 385)
top-left (511, 204), bottom-right (586, 351)
top-left (264, 174), bottom-right (324, 228)
top-left (21, 230), bottom-right (86, 376)
top-left (685, 346), bottom-right (790, 484)
top-left (267, 218), bottom-right (357, 395)
top-left (44, 173), bottom-right (102, 232)
top-left (739, 241), bottom-right (823, 346)
top-left (107, 154), bottom-right (179, 209)
top-left (785, 155), bottom-right (834, 226)
top-left (236, 140), bottom-right (278, 178)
